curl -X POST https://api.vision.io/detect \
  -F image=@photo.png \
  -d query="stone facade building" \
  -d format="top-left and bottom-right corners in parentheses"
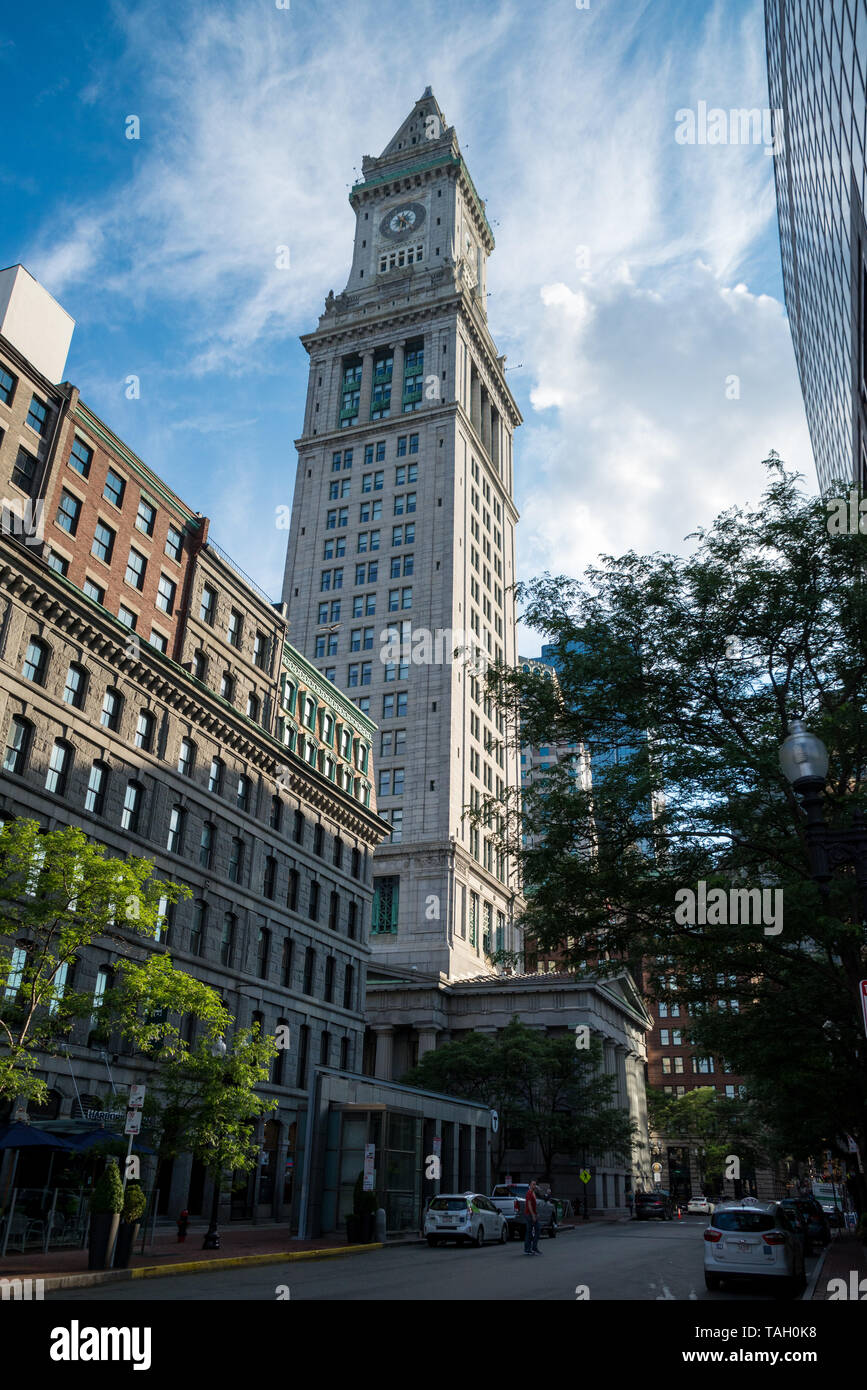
top-left (0, 274), bottom-right (388, 1226)
top-left (280, 89), bottom-right (524, 982)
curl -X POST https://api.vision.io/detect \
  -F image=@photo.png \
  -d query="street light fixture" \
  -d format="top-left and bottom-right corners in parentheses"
top-left (202, 1037), bottom-right (228, 1251)
top-left (779, 718), bottom-right (867, 915)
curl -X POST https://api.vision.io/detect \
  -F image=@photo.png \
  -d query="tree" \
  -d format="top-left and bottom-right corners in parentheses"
top-left (647, 1085), bottom-right (765, 1191)
top-left (402, 1017), bottom-right (634, 1179)
top-left (1, 819), bottom-right (214, 1103)
top-left (143, 1022), bottom-right (278, 1191)
top-left (477, 458), bottom-right (867, 1172)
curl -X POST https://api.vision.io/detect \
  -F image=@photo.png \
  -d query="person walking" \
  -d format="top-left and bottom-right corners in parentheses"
top-left (524, 1180), bottom-right (541, 1255)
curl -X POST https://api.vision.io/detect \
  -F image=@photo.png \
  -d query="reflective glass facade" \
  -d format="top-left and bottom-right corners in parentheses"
top-left (766, 0), bottom-right (867, 490)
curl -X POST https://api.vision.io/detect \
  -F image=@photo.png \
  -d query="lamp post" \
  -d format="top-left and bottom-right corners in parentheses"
top-left (779, 719), bottom-right (867, 1211)
top-left (778, 719), bottom-right (867, 918)
top-left (202, 1037), bottom-right (227, 1251)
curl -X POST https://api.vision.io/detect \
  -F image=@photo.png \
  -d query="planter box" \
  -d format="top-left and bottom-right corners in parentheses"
top-left (88, 1213), bottom-right (120, 1271)
top-left (113, 1221), bottom-right (140, 1269)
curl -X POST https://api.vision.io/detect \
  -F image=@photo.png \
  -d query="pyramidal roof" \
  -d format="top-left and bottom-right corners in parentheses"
top-left (378, 86), bottom-right (450, 159)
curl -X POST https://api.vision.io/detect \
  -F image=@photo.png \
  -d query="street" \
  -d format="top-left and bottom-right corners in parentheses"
top-left (47, 1217), bottom-right (819, 1302)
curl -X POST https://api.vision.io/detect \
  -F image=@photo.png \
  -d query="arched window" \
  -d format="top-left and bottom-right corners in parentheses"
top-left (220, 912), bottom-right (236, 967)
top-left (343, 963), bottom-right (354, 1011)
top-left (84, 760), bottom-right (110, 816)
top-left (3, 715), bottom-right (32, 776)
top-left (273, 1020), bottom-right (290, 1086)
top-left (101, 688), bottom-right (123, 731)
top-left (263, 855), bottom-right (277, 899)
top-left (257, 927), bottom-right (271, 979)
top-left (237, 774), bottom-right (251, 812)
top-left (22, 637), bottom-right (49, 685)
top-left (63, 662), bottom-right (87, 708)
top-left (167, 805), bottom-right (186, 854)
top-left (177, 737), bottom-right (196, 777)
top-left (189, 899), bottom-right (207, 955)
top-left (135, 710), bottom-right (155, 751)
top-left (199, 821), bottom-right (214, 868)
top-left (329, 891), bottom-right (340, 932)
top-left (208, 757), bottom-right (224, 794)
top-left (228, 837), bottom-right (244, 884)
top-left (121, 780), bottom-right (143, 833)
top-left (45, 740), bottom-right (72, 796)
top-left (90, 964), bottom-right (113, 1029)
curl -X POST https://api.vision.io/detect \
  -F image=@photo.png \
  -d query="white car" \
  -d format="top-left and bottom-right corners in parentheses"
top-left (424, 1193), bottom-right (508, 1247)
top-left (687, 1196), bottom-right (714, 1216)
top-left (703, 1200), bottom-right (806, 1294)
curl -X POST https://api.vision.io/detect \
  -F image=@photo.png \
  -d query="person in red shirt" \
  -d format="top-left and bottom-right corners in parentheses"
top-left (524, 1180), bottom-right (541, 1254)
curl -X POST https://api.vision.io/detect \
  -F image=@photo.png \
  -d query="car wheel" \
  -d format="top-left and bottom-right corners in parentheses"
top-left (426, 1236), bottom-right (439, 1248)
top-left (704, 1273), bottom-right (721, 1291)
top-left (473, 1224), bottom-right (484, 1248)
top-left (499, 1223), bottom-right (508, 1244)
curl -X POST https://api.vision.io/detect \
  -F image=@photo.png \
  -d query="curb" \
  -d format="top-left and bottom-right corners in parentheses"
top-left (39, 1243), bottom-right (383, 1293)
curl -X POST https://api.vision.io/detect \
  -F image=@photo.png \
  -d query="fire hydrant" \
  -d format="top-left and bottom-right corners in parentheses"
top-left (177, 1209), bottom-right (189, 1242)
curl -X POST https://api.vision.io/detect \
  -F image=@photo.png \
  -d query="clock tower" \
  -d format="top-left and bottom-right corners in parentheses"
top-left (281, 88), bottom-right (523, 984)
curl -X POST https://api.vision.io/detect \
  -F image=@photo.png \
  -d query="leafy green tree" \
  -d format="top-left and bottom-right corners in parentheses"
top-left (1, 819), bottom-right (213, 1102)
top-left (402, 1017), bottom-right (634, 1179)
top-left (647, 1085), bottom-right (765, 1189)
top-left (476, 458), bottom-right (867, 1173)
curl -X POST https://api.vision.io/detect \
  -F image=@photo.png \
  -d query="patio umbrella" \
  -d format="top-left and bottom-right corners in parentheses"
top-left (0, 1123), bottom-right (74, 1202)
top-left (68, 1128), bottom-right (155, 1155)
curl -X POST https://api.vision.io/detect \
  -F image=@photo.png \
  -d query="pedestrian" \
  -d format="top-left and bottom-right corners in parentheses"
top-left (524, 1179), bottom-right (541, 1255)
top-left (627, 1191), bottom-right (634, 1219)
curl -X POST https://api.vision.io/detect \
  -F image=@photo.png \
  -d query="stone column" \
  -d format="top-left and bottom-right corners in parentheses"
top-left (391, 340), bottom-right (406, 415)
top-left (359, 349), bottom-right (375, 423)
top-left (471, 369), bottom-right (482, 435)
top-left (482, 393), bottom-right (492, 456)
top-left (614, 1045), bottom-right (628, 1110)
top-left (373, 1025), bottom-right (394, 1081)
top-left (491, 412), bottom-right (501, 474)
top-left (415, 1024), bottom-right (441, 1060)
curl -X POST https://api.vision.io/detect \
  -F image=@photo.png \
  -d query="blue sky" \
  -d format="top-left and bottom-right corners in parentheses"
top-left (0, 0), bottom-right (813, 654)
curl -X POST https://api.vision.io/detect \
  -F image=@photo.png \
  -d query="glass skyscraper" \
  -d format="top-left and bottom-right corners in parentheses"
top-left (765, 0), bottom-right (867, 491)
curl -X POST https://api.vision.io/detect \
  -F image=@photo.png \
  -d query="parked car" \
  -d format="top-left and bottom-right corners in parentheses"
top-left (424, 1193), bottom-right (508, 1247)
top-left (811, 1182), bottom-right (845, 1229)
top-left (490, 1184), bottom-right (557, 1240)
top-left (703, 1200), bottom-right (806, 1294)
top-left (635, 1190), bottom-right (674, 1220)
top-left (779, 1197), bottom-right (831, 1254)
top-left (687, 1196), bottom-right (714, 1216)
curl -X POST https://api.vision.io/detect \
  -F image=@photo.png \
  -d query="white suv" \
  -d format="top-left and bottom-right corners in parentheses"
top-left (424, 1193), bottom-right (508, 1248)
top-left (703, 1200), bottom-right (806, 1294)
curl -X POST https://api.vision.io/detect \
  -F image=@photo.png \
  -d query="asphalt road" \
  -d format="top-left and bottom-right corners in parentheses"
top-left (47, 1216), bottom-right (819, 1302)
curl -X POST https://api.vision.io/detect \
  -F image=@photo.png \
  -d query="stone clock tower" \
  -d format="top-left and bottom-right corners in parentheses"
top-left (281, 88), bottom-right (523, 984)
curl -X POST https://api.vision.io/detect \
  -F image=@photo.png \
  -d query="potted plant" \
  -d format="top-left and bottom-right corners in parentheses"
top-left (347, 1171), bottom-right (377, 1244)
top-left (113, 1182), bottom-right (146, 1269)
top-left (87, 1158), bottom-right (123, 1270)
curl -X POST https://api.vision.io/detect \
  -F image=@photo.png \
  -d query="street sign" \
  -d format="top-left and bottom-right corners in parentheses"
top-left (860, 981), bottom-right (867, 1040)
top-left (491, 1109), bottom-right (499, 1133)
top-left (124, 1108), bottom-right (142, 1136)
top-left (363, 1142), bottom-right (375, 1193)
top-left (579, 1169), bottom-right (592, 1184)
top-left (128, 1084), bottom-right (146, 1109)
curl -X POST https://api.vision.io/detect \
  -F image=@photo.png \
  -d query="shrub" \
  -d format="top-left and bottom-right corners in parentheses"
top-left (89, 1158), bottom-right (123, 1215)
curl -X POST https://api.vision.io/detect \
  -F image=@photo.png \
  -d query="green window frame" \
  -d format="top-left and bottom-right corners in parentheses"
top-left (372, 875), bottom-right (399, 933)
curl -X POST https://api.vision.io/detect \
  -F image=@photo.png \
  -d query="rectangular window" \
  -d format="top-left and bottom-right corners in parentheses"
top-left (47, 552), bottom-right (69, 576)
top-left (69, 441), bottom-right (93, 482)
top-left (156, 574), bottom-right (176, 614)
top-left (103, 468), bottom-right (126, 508)
top-left (118, 605), bottom-right (137, 631)
top-left (12, 446), bottom-right (38, 493)
top-left (91, 520), bottom-right (115, 564)
top-left (149, 628), bottom-right (167, 653)
top-left (125, 547), bottom-right (147, 590)
top-left (55, 489), bottom-right (81, 535)
top-left (165, 524), bottom-right (183, 561)
top-left (136, 497), bottom-right (157, 536)
top-left (0, 365), bottom-right (16, 405)
top-left (372, 875), bottom-right (399, 933)
top-left (26, 395), bottom-right (49, 435)
top-left (200, 584), bottom-right (216, 623)
top-left (227, 608), bottom-right (242, 647)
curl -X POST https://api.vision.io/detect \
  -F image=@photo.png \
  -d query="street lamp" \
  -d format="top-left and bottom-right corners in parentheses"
top-left (202, 1037), bottom-right (228, 1251)
top-left (778, 719), bottom-right (867, 915)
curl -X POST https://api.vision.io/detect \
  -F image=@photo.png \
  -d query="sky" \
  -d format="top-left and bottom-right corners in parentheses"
top-left (0, 0), bottom-right (814, 655)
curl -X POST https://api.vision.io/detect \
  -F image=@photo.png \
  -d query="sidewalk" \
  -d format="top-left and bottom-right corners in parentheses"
top-left (810, 1234), bottom-right (867, 1300)
top-left (0, 1219), bottom-right (378, 1291)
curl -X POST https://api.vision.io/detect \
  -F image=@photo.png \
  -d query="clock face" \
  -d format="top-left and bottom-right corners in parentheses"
top-left (380, 201), bottom-right (426, 239)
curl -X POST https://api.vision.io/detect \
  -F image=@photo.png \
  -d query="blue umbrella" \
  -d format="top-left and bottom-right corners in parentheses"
top-left (0, 1122), bottom-right (74, 1150)
top-left (68, 1128), bottom-right (155, 1155)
